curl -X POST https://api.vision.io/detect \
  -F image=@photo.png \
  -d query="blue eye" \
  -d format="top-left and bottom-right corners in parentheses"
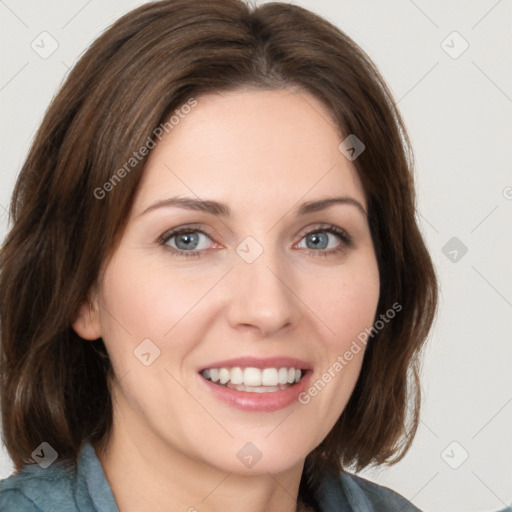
top-left (299, 230), bottom-right (340, 251)
top-left (158, 224), bottom-right (352, 259)
top-left (160, 226), bottom-right (213, 258)
top-left (297, 226), bottom-right (352, 257)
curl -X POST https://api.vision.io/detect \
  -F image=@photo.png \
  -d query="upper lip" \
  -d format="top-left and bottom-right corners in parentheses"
top-left (198, 356), bottom-right (312, 372)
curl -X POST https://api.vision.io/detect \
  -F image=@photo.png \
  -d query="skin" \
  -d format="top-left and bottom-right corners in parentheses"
top-left (73, 88), bottom-right (380, 512)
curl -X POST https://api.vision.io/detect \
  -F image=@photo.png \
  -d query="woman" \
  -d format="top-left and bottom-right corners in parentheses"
top-left (0, 1), bottom-right (437, 510)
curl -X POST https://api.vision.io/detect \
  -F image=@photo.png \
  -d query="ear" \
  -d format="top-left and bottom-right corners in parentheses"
top-left (72, 292), bottom-right (102, 340)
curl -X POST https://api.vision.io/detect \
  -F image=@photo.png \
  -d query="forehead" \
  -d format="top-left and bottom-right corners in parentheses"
top-left (132, 88), bottom-right (366, 215)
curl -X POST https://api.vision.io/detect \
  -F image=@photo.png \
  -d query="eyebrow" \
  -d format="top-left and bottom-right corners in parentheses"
top-left (138, 195), bottom-right (367, 218)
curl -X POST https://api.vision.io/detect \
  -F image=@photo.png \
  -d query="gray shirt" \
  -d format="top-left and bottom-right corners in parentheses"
top-left (0, 442), bottom-right (421, 511)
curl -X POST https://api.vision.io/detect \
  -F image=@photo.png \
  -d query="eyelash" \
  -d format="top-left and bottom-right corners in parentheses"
top-left (157, 223), bottom-right (353, 259)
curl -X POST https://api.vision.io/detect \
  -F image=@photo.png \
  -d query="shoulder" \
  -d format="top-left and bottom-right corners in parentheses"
top-left (340, 472), bottom-right (422, 512)
top-left (0, 461), bottom-right (76, 512)
top-left (0, 488), bottom-right (41, 511)
top-left (310, 462), bottom-right (422, 512)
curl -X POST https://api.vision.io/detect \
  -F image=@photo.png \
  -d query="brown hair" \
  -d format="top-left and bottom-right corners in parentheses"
top-left (0, 0), bottom-right (437, 485)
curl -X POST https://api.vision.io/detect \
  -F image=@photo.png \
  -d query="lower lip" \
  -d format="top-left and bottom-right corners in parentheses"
top-left (199, 372), bottom-right (312, 412)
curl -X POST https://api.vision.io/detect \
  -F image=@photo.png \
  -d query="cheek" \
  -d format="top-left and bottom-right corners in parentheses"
top-left (97, 254), bottom-right (222, 382)
top-left (299, 260), bottom-right (379, 429)
top-left (100, 255), bottom-right (207, 340)
top-left (309, 255), bottom-right (380, 350)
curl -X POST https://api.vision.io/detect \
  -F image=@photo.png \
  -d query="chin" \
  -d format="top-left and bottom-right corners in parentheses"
top-left (214, 452), bottom-right (305, 477)
top-left (187, 431), bottom-right (314, 477)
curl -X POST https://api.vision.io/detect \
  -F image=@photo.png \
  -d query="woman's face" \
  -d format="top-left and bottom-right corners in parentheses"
top-left (75, 88), bottom-right (380, 475)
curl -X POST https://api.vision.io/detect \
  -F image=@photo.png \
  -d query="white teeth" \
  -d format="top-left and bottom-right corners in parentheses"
top-left (278, 367), bottom-right (289, 384)
top-left (261, 368), bottom-right (278, 386)
top-left (230, 367), bottom-right (243, 385)
top-left (201, 366), bottom-right (304, 388)
top-left (244, 367), bottom-right (261, 386)
top-left (219, 368), bottom-right (230, 385)
top-left (226, 383), bottom-right (287, 393)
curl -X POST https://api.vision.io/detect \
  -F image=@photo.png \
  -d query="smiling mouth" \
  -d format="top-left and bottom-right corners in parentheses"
top-left (200, 366), bottom-right (306, 393)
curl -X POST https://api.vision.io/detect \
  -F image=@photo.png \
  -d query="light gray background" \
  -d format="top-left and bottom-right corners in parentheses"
top-left (1, 1), bottom-right (511, 510)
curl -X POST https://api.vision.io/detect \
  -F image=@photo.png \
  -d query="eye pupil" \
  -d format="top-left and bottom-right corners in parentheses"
top-left (307, 232), bottom-right (328, 250)
top-left (176, 232), bottom-right (199, 250)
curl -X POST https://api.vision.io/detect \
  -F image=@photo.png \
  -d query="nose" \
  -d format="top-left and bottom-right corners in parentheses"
top-left (226, 247), bottom-right (298, 338)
